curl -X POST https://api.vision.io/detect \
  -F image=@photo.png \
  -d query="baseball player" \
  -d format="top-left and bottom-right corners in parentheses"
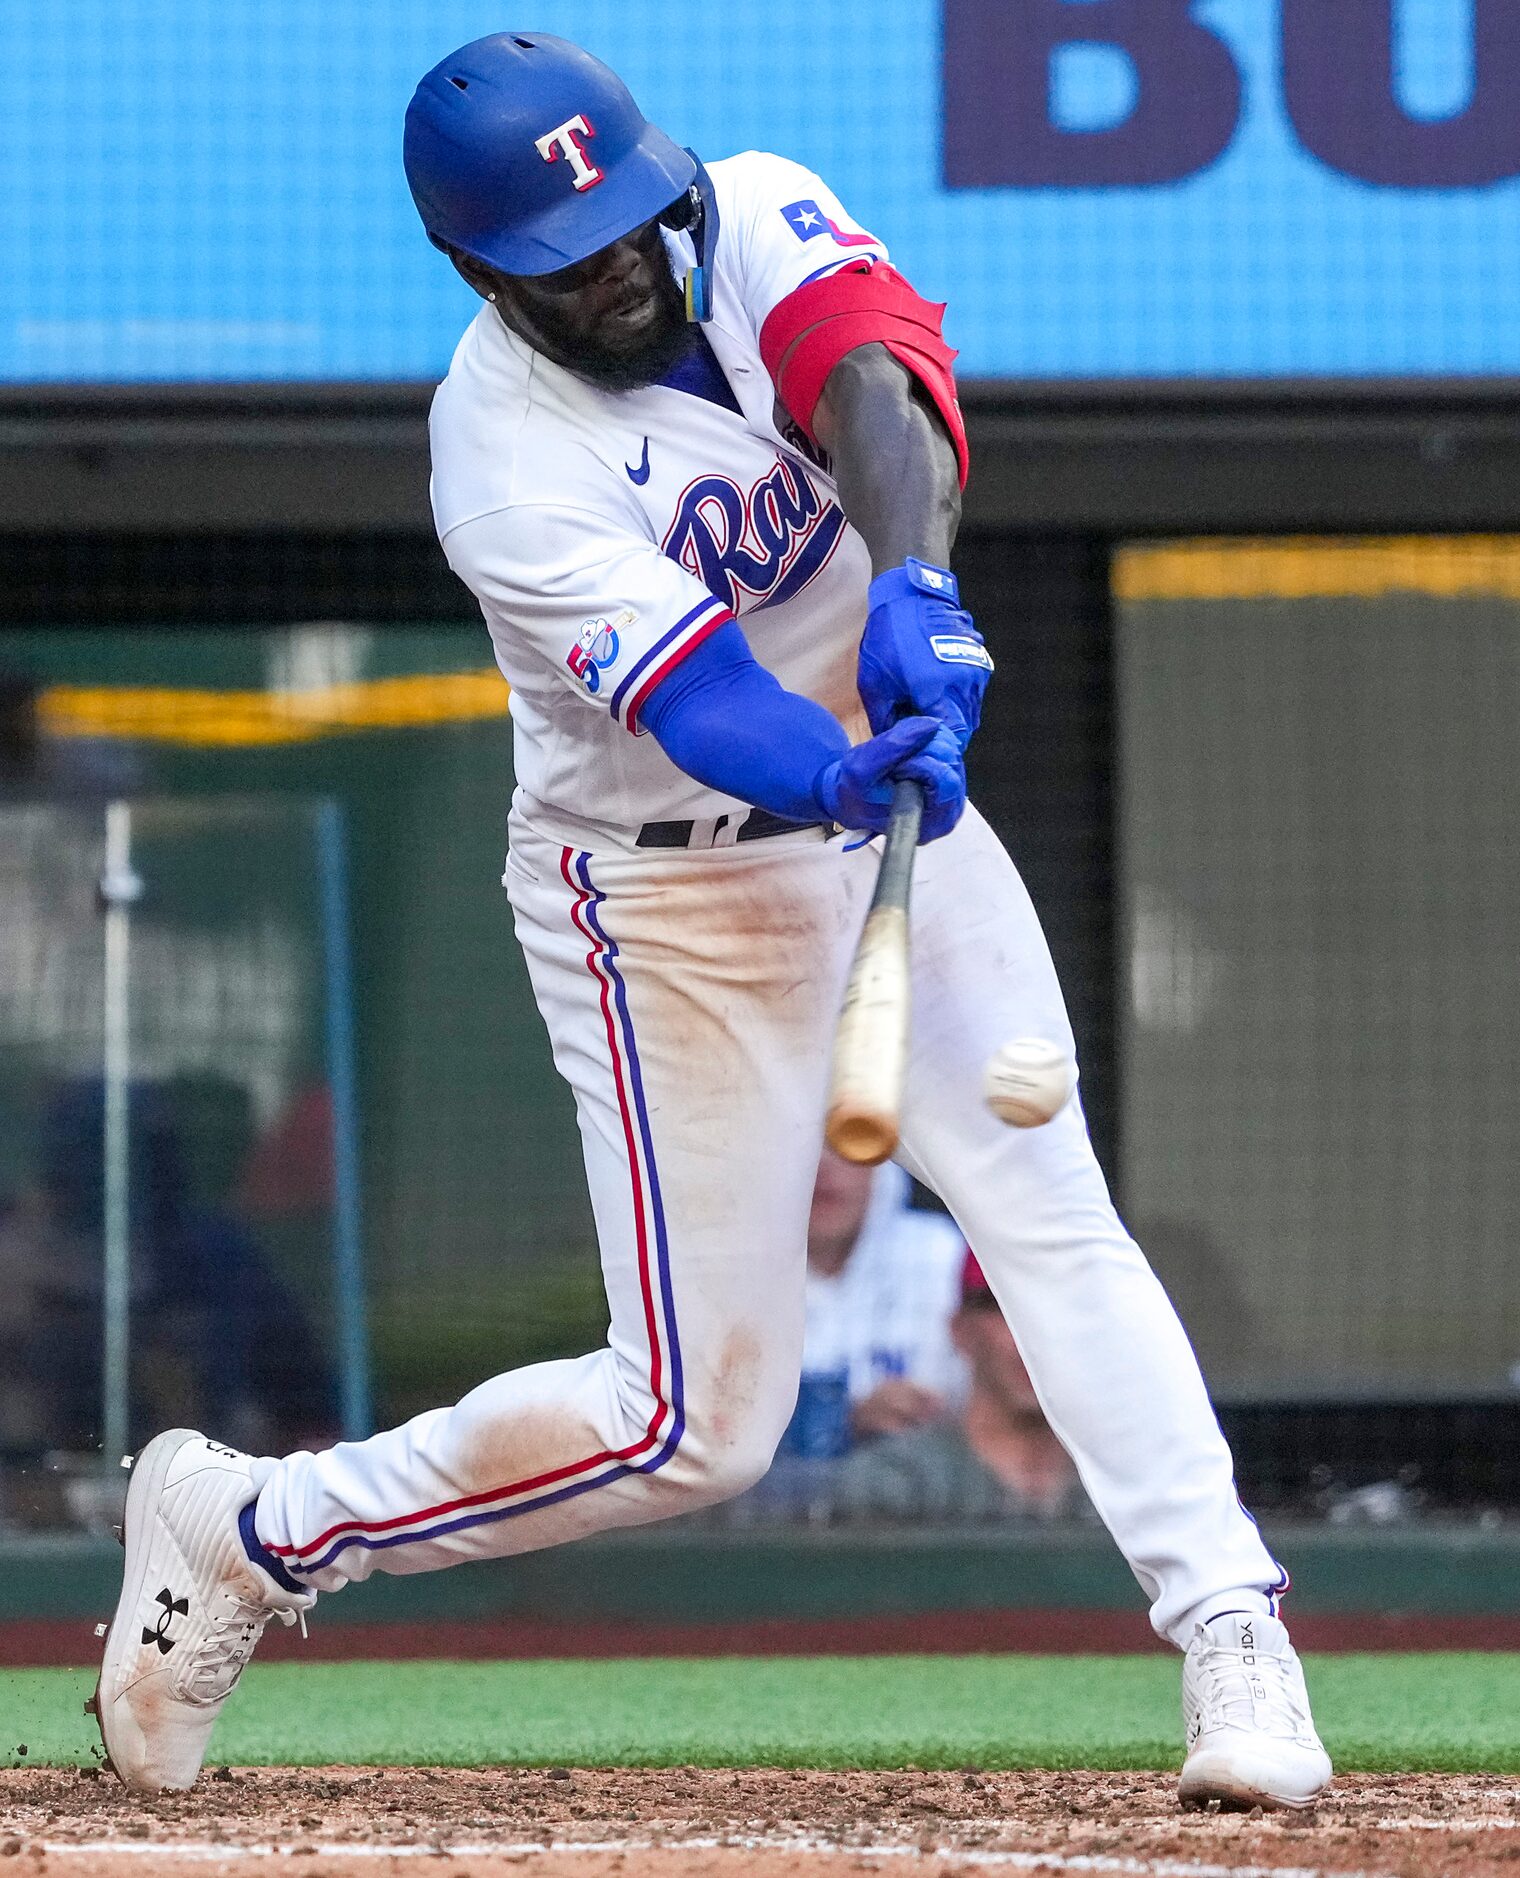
top-left (95, 33), bottom-right (1331, 1811)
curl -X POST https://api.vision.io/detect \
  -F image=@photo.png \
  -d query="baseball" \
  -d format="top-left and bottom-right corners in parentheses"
top-left (984, 1036), bottom-right (1078, 1128)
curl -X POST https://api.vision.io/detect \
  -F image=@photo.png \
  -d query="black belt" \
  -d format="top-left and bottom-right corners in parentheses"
top-left (636, 806), bottom-right (827, 849)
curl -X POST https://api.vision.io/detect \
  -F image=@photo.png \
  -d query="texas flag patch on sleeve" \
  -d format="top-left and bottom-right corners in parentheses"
top-left (781, 199), bottom-right (878, 248)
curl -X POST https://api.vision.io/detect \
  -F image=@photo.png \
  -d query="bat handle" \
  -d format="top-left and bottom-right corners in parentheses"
top-left (873, 777), bottom-right (924, 913)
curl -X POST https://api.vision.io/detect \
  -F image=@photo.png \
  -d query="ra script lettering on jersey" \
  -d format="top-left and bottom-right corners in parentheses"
top-left (662, 456), bottom-right (846, 616)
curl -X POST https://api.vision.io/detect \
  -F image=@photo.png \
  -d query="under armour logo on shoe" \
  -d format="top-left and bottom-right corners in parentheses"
top-left (142, 1587), bottom-right (189, 1654)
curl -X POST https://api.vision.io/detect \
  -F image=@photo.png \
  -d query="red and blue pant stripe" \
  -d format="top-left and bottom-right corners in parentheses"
top-left (268, 848), bottom-right (684, 1576)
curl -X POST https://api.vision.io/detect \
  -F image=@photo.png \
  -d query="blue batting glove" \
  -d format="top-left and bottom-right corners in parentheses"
top-left (814, 714), bottom-right (966, 845)
top-left (859, 558), bottom-right (993, 750)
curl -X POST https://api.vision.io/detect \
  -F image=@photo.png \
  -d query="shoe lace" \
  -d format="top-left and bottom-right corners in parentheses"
top-left (179, 1596), bottom-right (305, 1705)
top-left (1193, 1638), bottom-right (1312, 1740)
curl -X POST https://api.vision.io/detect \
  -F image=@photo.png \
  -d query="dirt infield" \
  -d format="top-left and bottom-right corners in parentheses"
top-left (1, 1767), bottom-right (1516, 1878)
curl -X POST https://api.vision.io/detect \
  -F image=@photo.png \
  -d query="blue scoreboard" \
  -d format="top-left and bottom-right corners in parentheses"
top-left (6, 0), bottom-right (1519, 381)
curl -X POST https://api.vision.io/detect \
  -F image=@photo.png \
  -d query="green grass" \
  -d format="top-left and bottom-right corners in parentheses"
top-left (5, 1654), bottom-right (1516, 1775)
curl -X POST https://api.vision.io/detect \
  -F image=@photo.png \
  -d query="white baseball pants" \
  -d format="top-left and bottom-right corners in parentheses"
top-left (252, 804), bottom-right (1284, 1645)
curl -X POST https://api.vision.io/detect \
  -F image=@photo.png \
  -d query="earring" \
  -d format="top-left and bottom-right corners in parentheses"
top-left (488, 292), bottom-right (497, 302)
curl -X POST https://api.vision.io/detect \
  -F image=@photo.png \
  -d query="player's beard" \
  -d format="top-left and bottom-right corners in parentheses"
top-left (498, 253), bottom-right (696, 394)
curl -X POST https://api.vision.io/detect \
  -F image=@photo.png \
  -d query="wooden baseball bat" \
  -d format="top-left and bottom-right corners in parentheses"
top-left (825, 778), bottom-right (923, 1165)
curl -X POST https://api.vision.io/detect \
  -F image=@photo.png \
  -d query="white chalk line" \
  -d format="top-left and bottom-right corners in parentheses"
top-left (1371, 1815), bottom-right (1518, 1830)
top-left (22, 1834), bottom-right (1403, 1878)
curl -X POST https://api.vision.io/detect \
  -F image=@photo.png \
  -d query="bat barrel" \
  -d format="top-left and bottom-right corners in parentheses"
top-left (825, 780), bottom-right (924, 1166)
top-left (828, 1109), bottom-right (901, 1166)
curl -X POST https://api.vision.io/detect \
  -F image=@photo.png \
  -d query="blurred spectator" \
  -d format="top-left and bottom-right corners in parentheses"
top-left (806, 1250), bottom-right (1085, 1524)
top-left (0, 667), bottom-right (142, 801)
top-left (239, 1083), bottom-right (335, 1219)
top-left (948, 1253), bottom-right (1080, 1514)
top-left (723, 1148), bottom-right (1084, 1527)
top-left (235, 1079), bottom-right (339, 1319)
top-left (783, 1150), bottom-right (968, 1461)
top-left (0, 1078), bottom-right (338, 1526)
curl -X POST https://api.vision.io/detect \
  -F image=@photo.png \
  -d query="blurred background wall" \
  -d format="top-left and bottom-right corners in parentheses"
top-left (2, 0), bottom-right (1519, 1547)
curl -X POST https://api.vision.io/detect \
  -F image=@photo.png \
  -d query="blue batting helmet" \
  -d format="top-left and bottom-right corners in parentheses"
top-left (404, 33), bottom-right (698, 277)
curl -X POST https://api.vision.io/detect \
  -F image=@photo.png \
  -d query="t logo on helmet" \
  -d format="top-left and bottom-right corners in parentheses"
top-left (534, 115), bottom-right (604, 191)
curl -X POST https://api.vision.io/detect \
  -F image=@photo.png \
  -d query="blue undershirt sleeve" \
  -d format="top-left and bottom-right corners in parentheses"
top-left (638, 619), bottom-right (851, 824)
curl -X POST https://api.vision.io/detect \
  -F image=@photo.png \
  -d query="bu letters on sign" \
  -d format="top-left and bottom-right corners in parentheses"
top-left (942, 0), bottom-right (1520, 190)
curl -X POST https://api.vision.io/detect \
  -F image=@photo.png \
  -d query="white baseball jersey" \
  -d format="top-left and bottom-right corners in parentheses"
top-left (429, 152), bottom-right (889, 838)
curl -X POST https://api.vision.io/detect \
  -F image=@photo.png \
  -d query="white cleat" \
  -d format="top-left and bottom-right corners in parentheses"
top-left (1179, 1612), bottom-right (1333, 1811)
top-left (92, 1429), bottom-right (313, 1792)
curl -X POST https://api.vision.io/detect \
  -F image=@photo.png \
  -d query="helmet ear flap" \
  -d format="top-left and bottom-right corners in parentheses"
top-left (667, 155), bottom-right (719, 323)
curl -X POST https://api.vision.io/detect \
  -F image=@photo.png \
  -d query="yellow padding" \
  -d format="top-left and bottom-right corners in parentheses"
top-left (40, 669), bottom-right (510, 748)
top-left (1115, 537), bottom-right (1520, 604)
